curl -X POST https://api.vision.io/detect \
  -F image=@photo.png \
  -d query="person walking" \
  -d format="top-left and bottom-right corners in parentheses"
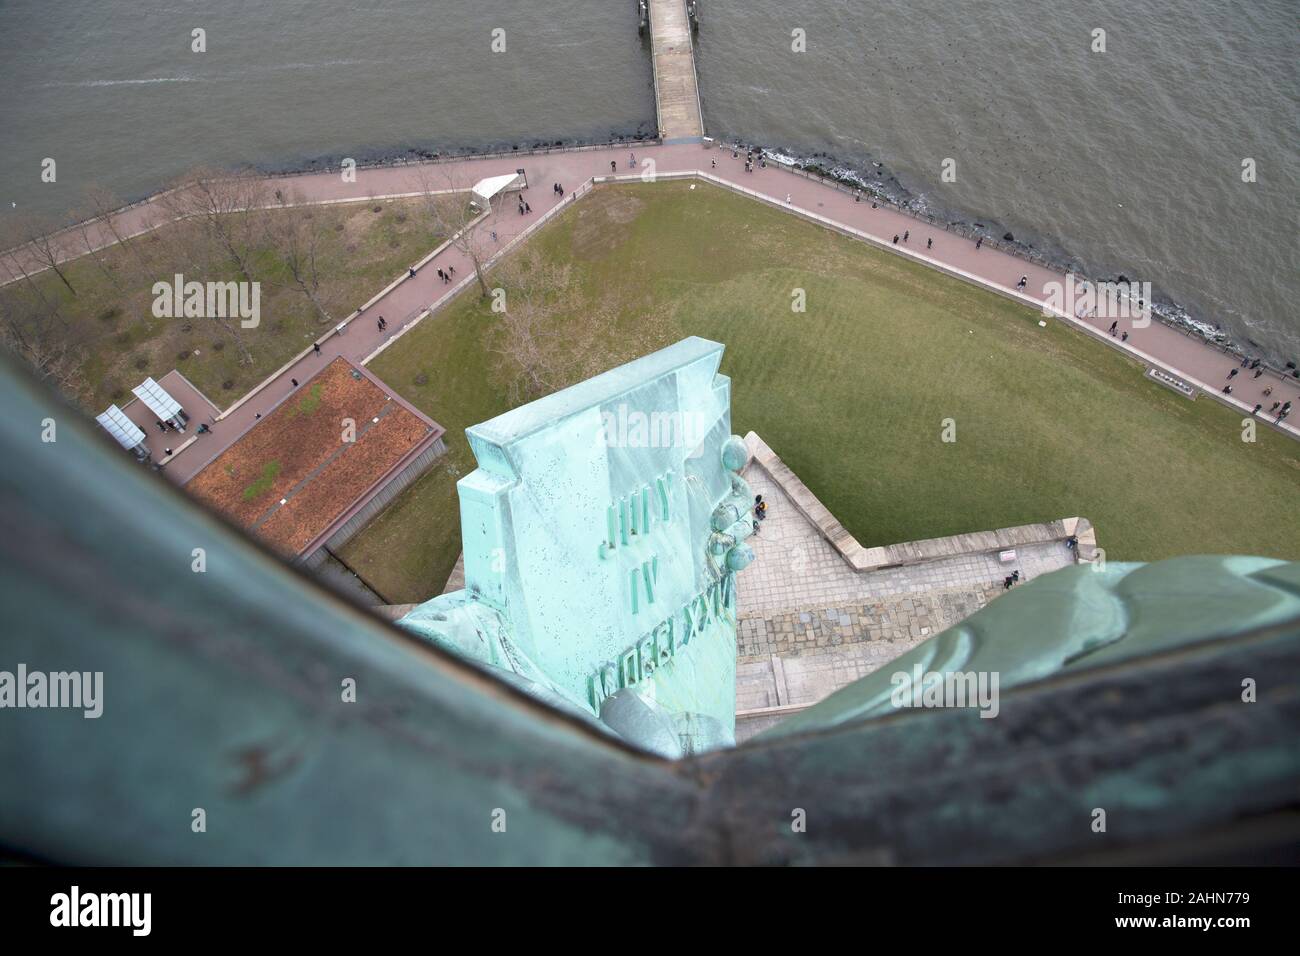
top-left (1121, 331), bottom-right (1129, 342)
top-left (408, 267), bottom-right (417, 278)
top-left (1253, 403), bottom-right (1263, 415)
top-left (436, 268), bottom-right (446, 282)
top-left (975, 237), bottom-right (983, 250)
top-left (927, 237), bottom-right (933, 249)
top-left (1108, 321), bottom-right (1118, 335)
top-left (611, 160), bottom-right (617, 173)
top-left (291, 378), bottom-right (298, 388)
top-left (892, 234), bottom-right (900, 245)
top-left (902, 230), bottom-right (909, 243)
top-left (1254, 368), bottom-right (1264, 378)
top-left (524, 201), bottom-right (531, 213)
top-left (1227, 367), bottom-right (1239, 379)
top-left (313, 342), bottom-right (321, 356)
top-left (447, 265), bottom-right (455, 277)
top-left (1017, 275), bottom-right (1028, 290)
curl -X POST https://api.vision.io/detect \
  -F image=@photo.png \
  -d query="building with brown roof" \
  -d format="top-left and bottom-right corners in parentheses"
top-left (186, 357), bottom-right (445, 565)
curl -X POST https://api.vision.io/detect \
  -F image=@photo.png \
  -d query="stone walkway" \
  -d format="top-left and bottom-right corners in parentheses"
top-left (733, 437), bottom-right (1077, 743)
top-left (6, 141), bottom-right (1296, 487)
top-left (737, 456), bottom-right (1075, 617)
top-left (734, 583), bottom-right (1003, 742)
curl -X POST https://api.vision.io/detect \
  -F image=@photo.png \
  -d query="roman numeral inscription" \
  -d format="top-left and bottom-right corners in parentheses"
top-left (589, 571), bottom-right (736, 712)
top-left (602, 470), bottom-right (673, 555)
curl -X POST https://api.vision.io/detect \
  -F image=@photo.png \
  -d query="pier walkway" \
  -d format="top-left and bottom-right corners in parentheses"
top-left (648, 0), bottom-right (703, 140)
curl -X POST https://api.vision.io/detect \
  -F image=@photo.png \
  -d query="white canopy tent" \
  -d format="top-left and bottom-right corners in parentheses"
top-left (132, 377), bottom-right (189, 431)
top-left (96, 405), bottom-right (148, 456)
top-left (97, 404), bottom-right (152, 462)
top-left (470, 171), bottom-right (526, 211)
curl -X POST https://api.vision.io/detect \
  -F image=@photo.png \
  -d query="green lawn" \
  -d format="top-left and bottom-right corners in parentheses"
top-left (342, 181), bottom-right (1300, 604)
top-left (1, 198), bottom-right (450, 412)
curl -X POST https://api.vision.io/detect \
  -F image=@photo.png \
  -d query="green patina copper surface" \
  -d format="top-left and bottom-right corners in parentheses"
top-left (0, 349), bottom-right (1296, 865)
top-left (397, 338), bottom-right (756, 755)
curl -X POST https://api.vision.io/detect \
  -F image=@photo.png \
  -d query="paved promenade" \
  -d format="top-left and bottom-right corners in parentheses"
top-left (4, 141), bottom-right (1297, 482)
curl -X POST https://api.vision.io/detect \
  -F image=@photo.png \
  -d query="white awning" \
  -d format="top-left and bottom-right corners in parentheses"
top-left (96, 404), bottom-right (147, 451)
top-left (471, 172), bottom-right (525, 208)
top-left (132, 377), bottom-right (183, 422)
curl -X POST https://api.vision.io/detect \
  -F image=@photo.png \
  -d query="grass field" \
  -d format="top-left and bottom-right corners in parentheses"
top-left (0, 198), bottom-right (449, 412)
top-left (341, 181), bottom-right (1300, 604)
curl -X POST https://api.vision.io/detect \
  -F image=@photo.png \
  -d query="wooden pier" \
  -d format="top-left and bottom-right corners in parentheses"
top-left (648, 0), bottom-right (704, 141)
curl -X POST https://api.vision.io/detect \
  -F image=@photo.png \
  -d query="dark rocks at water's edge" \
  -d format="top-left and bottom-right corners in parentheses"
top-left (728, 140), bottom-right (1297, 370)
top-left (249, 124), bottom-right (660, 180)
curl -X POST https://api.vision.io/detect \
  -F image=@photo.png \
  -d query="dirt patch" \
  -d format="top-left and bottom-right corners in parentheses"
top-left (569, 192), bottom-right (645, 262)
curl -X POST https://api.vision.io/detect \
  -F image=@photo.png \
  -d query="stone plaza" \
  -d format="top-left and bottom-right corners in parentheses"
top-left (734, 432), bottom-right (1084, 741)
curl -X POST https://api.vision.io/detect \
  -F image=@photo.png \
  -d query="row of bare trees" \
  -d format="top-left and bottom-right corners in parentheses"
top-left (1, 162), bottom-right (544, 404)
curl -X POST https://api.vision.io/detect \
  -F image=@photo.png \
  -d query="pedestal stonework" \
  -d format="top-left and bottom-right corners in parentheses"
top-left (398, 337), bottom-right (755, 755)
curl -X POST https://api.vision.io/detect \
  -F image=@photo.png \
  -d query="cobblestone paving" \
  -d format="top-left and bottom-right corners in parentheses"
top-left (733, 461), bottom-right (1076, 743)
top-left (734, 584), bottom-right (1001, 719)
top-left (737, 584), bottom-right (1000, 661)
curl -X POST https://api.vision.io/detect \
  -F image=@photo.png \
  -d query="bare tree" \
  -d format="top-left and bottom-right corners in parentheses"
top-left (67, 199), bottom-right (121, 289)
top-left (14, 213), bottom-right (77, 296)
top-left (262, 190), bottom-right (335, 325)
top-left (488, 247), bottom-right (604, 404)
top-left (162, 213), bottom-right (256, 368)
top-left (0, 288), bottom-right (83, 397)
top-left (410, 165), bottom-right (494, 298)
top-left (85, 184), bottom-right (149, 265)
top-left (0, 221), bottom-right (64, 320)
top-left (161, 167), bottom-right (268, 285)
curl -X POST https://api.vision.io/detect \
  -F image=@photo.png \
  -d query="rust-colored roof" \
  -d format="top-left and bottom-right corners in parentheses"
top-left (186, 357), bottom-right (441, 557)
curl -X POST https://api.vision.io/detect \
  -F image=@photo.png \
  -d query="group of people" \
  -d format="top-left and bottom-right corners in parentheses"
top-left (751, 494), bottom-right (768, 533)
top-left (552, 182), bottom-right (565, 197)
top-left (1225, 363), bottom-right (1293, 423)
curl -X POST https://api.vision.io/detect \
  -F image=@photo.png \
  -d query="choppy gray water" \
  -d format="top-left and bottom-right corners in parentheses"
top-left (2, 0), bottom-right (1297, 360)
